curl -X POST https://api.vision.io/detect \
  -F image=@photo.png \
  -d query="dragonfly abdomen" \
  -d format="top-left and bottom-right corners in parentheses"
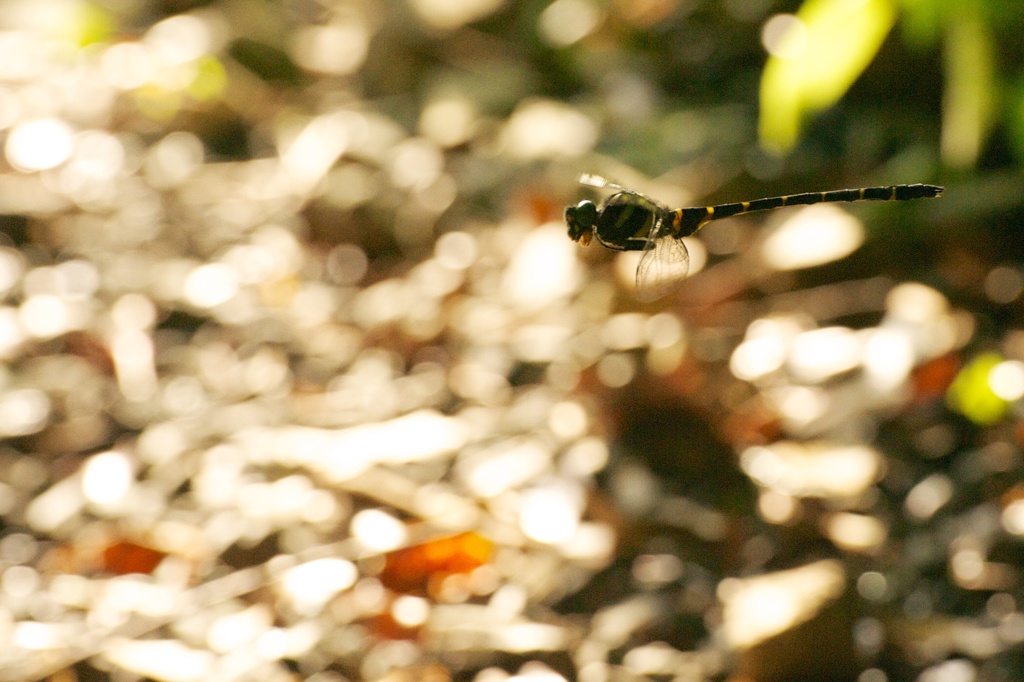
top-left (672, 183), bottom-right (943, 236)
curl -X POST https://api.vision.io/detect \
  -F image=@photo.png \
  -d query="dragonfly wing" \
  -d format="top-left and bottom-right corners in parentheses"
top-left (635, 235), bottom-right (690, 301)
top-left (578, 173), bottom-right (628, 192)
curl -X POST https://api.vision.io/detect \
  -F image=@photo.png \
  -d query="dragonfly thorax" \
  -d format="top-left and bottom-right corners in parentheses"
top-left (591, 193), bottom-right (664, 252)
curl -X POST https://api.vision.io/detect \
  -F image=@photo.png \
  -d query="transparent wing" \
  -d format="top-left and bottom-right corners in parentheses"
top-left (635, 235), bottom-right (690, 302)
top-left (578, 173), bottom-right (629, 192)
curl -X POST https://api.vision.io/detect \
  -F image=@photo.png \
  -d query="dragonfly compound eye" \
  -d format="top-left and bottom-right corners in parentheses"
top-left (565, 200), bottom-right (598, 243)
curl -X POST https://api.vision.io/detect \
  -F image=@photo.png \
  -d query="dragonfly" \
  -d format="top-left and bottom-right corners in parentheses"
top-left (565, 174), bottom-right (944, 301)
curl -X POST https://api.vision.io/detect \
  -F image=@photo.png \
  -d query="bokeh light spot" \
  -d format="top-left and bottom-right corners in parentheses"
top-left (292, 19), bottom-right (370, 75)
top-left (19, 295), bottom-right (72, 338)
top-left (904, 474), bottom-right (953, 520)
top-left (596, 352), bottom-right (635, 387)
top-left (519, 483), bottom-right (582, 544)
top-left (407, 0), bottom-right (505, 30)
top-left (0, 389), bottom-right (50, 436)
top-left (863, 327), bottom-right (915, 392)
top-left (6, 119), bottom-right (75, 171)
top-left (502, 224), bottom-right (579, 309)
top-left (351, 509), bottom-right (408, 552)
top-left (538, 0), bottom-right (603, 47)
top-left (282, 558), bottom-right (357, 612)
top-left (419, 97), bottom-right (477, 148)
top-left (501, 100), bottom-right (597, 158)
top-left (435, 231), bottom-right (478, 270)
top-left (82, 450), bottom-right (134, 506)
top-left (762, 14), bottom-right (807, 58)
top-left (720, 560), bottom-right (844, 649)
top-left (145, 14), bottom-right (211, 65)
top-left (392, 595), bottom-right (430, 628)
top-left (856, 571), bottom-right (888, 602)
top-left (988, 360), bottom-right (1024, 401)
top-left (145, 131), bottom-right (204, 187)
top-left (184, 263), bottom-right (239, 308)
top-left (985, 266), bottom-right (1024, 303)
top-left (762, 204), bottom-right (863, 270)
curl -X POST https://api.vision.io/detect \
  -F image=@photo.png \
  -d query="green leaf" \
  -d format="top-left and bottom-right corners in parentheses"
top-left (940, 6), bottom-right (996, 167)
top-left (759, 0), bottom-right (897, 153)
top-left (947, 352), bottom-right (1009, 426)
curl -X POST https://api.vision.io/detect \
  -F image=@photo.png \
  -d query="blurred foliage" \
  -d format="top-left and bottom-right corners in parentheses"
top-left (759, 0), bottom-right (897, 154)
top-left (947, 351), bottom-right (1010, 425)
top-left (2, 0), bottom-right (1024, 681)
top-left (761, 0), bottom-right (1024, 169)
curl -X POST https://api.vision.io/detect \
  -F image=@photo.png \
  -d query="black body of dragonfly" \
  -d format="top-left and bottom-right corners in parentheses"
top-left (565, 174), bottom-right (943, 301)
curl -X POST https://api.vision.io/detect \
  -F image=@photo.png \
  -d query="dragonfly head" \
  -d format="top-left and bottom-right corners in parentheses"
top-left (565, 200), bottom-right (598, 246)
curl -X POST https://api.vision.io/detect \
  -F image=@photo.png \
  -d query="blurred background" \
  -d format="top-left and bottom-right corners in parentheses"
top-left (0, 0), bottom-right (1023, 680)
